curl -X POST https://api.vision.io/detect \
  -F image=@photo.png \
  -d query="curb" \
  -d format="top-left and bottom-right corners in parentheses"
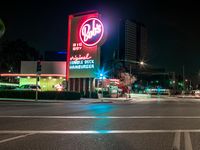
top-left (0, 98), bottom-right (81, 103)
top-left (90, 101), bottom-right (113, 104)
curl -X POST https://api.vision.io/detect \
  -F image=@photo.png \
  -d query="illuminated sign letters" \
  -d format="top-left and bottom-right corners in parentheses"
top-left (79, 18), bottom-right (104, 47)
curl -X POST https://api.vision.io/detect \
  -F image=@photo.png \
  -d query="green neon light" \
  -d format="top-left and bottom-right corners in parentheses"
top-left (0, 82), bottom-right (19, 86)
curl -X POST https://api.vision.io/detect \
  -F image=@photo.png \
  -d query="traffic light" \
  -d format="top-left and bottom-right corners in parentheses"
top-left (36, 60), bottom-right (42, 72)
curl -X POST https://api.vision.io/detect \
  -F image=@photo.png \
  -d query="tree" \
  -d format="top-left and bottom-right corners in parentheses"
top-left (119, 72), bottom-right (137, 86)
top-left (103, 58), bottom-right (138, 93)
top-left (118, 72), bottom-right (137, 93)
top-left (0, 39), bottom-right (39, 73)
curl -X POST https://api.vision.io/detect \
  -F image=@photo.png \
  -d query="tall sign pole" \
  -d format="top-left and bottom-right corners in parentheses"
top-left (67, 11), bottom-right (106, 95)
top-left (183, 65), bottom-right (185, 93)
top-left (66, 15), bottom-right (73, 91)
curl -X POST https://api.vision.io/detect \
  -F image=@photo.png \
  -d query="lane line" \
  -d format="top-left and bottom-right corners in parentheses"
top-left (0, 133), bottom-right (35, 144)
top-left (184, 132), bottom-right (193, 150)
top-left (0, 130), bottom-right (199, 134)
top-left (172, 132), bottom-right (181, 150)
top-left (1, 116), bottom-right (200, 119)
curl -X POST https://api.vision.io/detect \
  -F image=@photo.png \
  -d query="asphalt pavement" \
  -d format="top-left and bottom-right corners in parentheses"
top-left (0, 99), bottom-right (200, 150)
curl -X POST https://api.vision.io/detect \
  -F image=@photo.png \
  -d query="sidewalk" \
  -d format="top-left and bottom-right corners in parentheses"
top-left (81, 94), bottom-right (175, 104)
top-left (1, 95), bottom-right (200, 104)
top-left (80, 97), bottom-right (131, 103)
top-left (177, 95), bottom-right (200, 99)
top-left (0, 98), bottom-right (81, 103)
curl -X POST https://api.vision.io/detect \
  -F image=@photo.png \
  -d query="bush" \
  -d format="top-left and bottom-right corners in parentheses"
top-left (79, 91), bottom-right (99, 98)
top-left (91, 92), bottom-right (98, 98)
top-left (39, 91), bottom-right (80, 100)
top-left (0, 90), bottom-right (35, 99)
top-left (102, 91), bottom-right (110, 98)
top-left (0, 90), bottom-right (81, 100)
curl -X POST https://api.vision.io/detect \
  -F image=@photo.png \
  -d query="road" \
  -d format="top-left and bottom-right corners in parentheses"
top-left (0, 99), bottom-right (200, 150)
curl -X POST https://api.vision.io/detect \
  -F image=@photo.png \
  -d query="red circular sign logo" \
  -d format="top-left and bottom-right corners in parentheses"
top-left (79, 18), bottom-right (104, 47)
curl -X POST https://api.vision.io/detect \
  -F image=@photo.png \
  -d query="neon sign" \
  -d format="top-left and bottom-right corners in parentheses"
top-left (70, 53), bottom-right (92, 61)
top-left (79, 18), bottom-right (104, 47)
top-left (68, 12), bottom-right (105, 78)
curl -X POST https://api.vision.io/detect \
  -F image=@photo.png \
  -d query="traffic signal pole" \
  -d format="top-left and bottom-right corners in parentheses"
top-left (36, 60), bottom-right (41, 101)
top-left (36, 74), bottom-right (39, 101)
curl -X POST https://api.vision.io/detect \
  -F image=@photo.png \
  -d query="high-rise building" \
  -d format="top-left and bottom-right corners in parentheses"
top-left (117, 19), bottom-right (148, 74)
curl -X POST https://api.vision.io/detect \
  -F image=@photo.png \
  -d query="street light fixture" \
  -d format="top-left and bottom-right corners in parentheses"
top-left (140, 61), bottom-right (144, 66)
top-left (122, 59), bottom-right (145, 65)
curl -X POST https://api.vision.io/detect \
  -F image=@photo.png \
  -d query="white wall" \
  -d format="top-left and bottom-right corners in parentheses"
top-left (21, 61), bottom-right (66, 75)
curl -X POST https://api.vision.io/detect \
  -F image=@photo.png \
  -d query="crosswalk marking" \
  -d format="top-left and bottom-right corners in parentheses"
top-left (1, 115), bottom-right (200, 119)
top-left (172, 132), bottom-right (194, 150)
top-left (0, 133), bottom-right (34, 144)
top-left (184, 132), bottom-right (193, 150)
top-left (0, 130), bottom-right (195, 149)
top-left (0, 130), bottom-right (199, 134)
top-left (172, 132), bottom-right (181, 150)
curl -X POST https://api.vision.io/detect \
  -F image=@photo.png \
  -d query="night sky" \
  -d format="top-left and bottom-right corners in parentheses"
top-left (1, 0), bottom-right (200, 76)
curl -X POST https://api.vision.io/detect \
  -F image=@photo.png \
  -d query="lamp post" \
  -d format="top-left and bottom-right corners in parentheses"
top-left (123, 60), bottom-right (145, 95)
top-left (99, 73), bottom-right (105, 102)
top-left (124, 60), bottom-right (145, 74)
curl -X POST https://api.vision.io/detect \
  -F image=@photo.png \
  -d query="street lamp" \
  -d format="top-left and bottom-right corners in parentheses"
top-left (100, 73), bottom-right (103, 78)
top-left (122, 59), bottom-right (145, 66)
top-left (122, 59), bottom-right (146, 74)
top-left (140, 61), bottom-right (144, 66)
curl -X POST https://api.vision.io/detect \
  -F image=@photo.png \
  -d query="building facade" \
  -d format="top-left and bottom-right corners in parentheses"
top-left (19, 61), bottom-right (96, 95)
top-left (118, 20), bottom-right (148, 74)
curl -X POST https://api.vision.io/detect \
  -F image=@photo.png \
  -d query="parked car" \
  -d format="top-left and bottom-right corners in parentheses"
top-left (15, 84), bottom-right (41, 91)
top-left (145, 87), bottom-right (170, 95)
top-left (191, 90), bottom-right (200, 96)
top-left (0, 85), bottom-right (19, 90)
